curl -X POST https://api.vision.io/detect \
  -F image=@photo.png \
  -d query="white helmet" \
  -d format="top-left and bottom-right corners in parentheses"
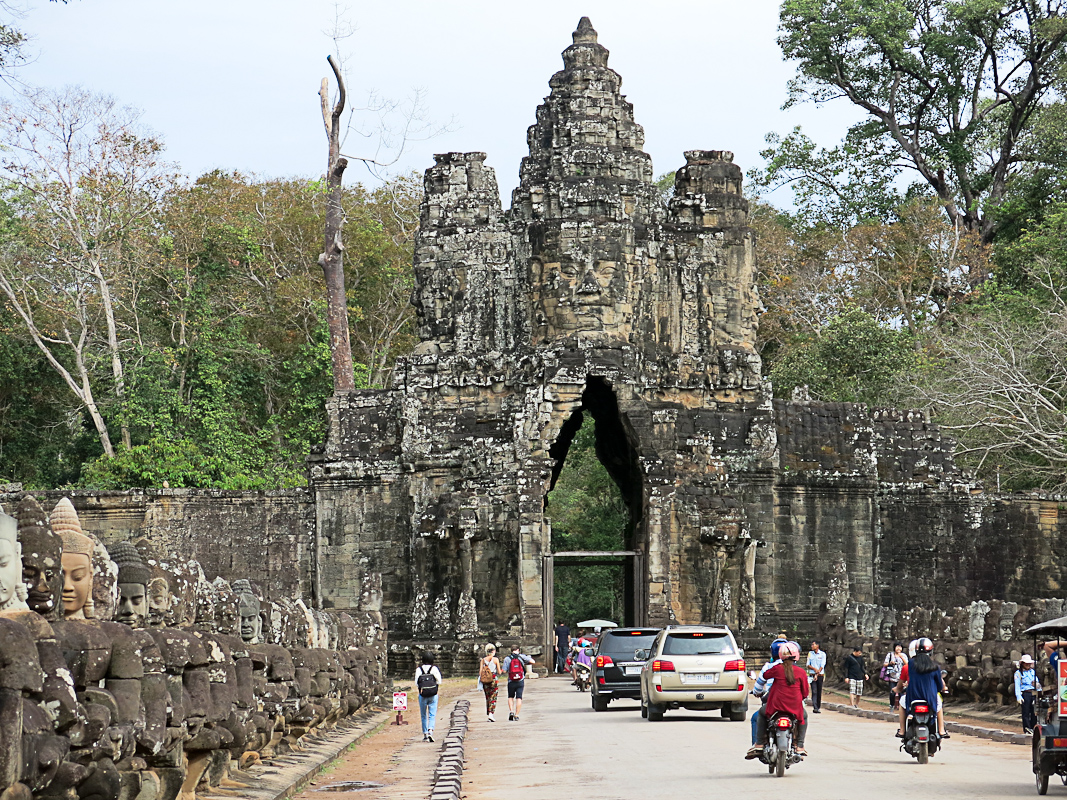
top-left (909, 637), bottom-right (933, 657)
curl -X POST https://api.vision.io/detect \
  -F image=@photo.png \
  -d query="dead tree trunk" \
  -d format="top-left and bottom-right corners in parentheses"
top-left (318, 55), bottom-right (355, 393)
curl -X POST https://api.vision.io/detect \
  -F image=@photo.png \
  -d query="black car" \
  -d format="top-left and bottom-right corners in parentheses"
top-left (590, 627), bottom-right (661, 711)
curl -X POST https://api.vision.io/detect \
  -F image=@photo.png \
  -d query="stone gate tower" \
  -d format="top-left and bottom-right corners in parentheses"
top-left (310, 18), bottom-right (780, 666)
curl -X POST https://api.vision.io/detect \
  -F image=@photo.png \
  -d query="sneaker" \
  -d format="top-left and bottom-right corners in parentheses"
top-left (487, 714), bottom-right (495, 722)
top-left (1025, 728), bottom-right (1034, 735)
top-left (508, 712), bottom-right (515, 721)
top-left (427, 733), bottom-right (434, 742)
top-left (513, 714), bottom-right (519, 721)
top-left (745, 745), bottom-right (763, 760)
top-left (813, 708), bottom-right (821, 714)
top-left (422, 733), bottom-right (427, 741)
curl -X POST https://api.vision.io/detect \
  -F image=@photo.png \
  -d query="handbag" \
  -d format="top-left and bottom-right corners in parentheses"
top-left (879, 653), bottom-right (892, 682)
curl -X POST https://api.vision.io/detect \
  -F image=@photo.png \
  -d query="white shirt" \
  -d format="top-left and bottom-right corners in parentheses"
top-left (415, 665), bottom-right (443, 685)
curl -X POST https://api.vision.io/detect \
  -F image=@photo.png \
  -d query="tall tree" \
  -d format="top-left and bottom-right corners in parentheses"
top-left (0, 88), bottom-right (174, 457)
top-left (318, 56), bottom-right (356, 393)
top-left (776, 0), bottom-right (1067, 243)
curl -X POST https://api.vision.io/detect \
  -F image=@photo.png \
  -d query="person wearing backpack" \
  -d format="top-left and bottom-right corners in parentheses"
top-left (415, 652), bottom-right (443, 741)
top-left (478, 644), bottom-right (502, 722)
top-left (502, 644), bottom-right (534, 721)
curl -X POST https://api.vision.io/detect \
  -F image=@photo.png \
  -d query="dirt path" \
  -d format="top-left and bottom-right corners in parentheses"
top-left (292, 677), bottom-right (476, 800)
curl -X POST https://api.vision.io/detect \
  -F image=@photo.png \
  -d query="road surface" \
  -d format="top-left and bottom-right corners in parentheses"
top-left (462, 676), bottom-right (1041, 799)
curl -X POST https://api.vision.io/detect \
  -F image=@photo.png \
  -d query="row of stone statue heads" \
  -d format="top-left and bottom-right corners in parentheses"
top-left (0, 496), bottom-right (386, 800)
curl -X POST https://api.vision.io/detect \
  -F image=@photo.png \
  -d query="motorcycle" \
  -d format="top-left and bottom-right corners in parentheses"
top-left (758, 712), bottom-right (803, 777)
top-left (574, 661), bottom-right (591, 692)
top-left (901, 698), bottom-right (940, 764)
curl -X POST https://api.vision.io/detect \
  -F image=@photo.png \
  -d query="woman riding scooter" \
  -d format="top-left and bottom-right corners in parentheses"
top-left (747, 641), bottom-right (809, 759)
top-left (894, 637), bottom-right (949, 739)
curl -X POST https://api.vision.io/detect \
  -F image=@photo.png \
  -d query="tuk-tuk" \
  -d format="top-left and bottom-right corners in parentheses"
top-left (1024, 616), bottom-right (1067, 795)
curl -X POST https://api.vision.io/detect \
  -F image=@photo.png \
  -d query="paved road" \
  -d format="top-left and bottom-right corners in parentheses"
top-left (462, 676), bottom-right (1041, 799)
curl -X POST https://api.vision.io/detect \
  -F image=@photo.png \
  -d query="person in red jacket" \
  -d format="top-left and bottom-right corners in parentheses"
top-left (747, 640), bottom-right (810, 758)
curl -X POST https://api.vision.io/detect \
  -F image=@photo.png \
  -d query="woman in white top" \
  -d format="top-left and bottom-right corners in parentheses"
top-left (415, 652), bottom-right (443, 741)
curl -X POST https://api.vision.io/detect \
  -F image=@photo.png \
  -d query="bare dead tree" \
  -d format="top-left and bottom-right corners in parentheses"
top-left (318, 54), bottom-right (356, 394)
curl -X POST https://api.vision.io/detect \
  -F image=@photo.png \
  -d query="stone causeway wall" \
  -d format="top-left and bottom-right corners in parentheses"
top-left (815, 599), bottom-right (1067, 708)
top-left (0, 495), bottom-right (387, 800)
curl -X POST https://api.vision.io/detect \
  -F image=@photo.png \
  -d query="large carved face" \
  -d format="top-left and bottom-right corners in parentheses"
top-left (535, 256), bottom-right (622, 334)
top-left (238, 599), bottom-right (261, 643)
top-left (61, 552), bottom-right (93, 617)
top-left (116, 582), bottom-right (148, 627)
top-left (21, 530), bottom-right (63, 616)
top-left (148, 576), bottom-right (170, 628)
top-left (0, 536), bottom-right (21, 608)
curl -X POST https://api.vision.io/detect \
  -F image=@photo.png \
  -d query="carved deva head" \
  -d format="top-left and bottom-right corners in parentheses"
top-left (52, 497), bottom-right (95, 619)
top-left (0, 506), bottom-right (28, 611)
top-left (532, 253), bottom-right (625, 338)
top-left (109, 541), bottom-right (151, 628)
top-left (16, 495), bottom-right (62, 617)
top-left (232, 579), bottom-right (262, 644)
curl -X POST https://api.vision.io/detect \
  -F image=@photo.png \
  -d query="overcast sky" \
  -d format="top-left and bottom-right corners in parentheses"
top-left (16, 0), bottom-right (863, 205)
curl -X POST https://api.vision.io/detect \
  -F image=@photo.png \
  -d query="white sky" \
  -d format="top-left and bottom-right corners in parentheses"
top-left (16, 0), bottom-right (864, 205)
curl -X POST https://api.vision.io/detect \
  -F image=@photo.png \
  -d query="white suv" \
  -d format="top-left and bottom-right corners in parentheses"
top-left (639, 624), bottom-right (748, 721)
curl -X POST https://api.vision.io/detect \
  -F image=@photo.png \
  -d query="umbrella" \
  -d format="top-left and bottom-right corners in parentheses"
top-left (577, 619), bottom-right (618, 629)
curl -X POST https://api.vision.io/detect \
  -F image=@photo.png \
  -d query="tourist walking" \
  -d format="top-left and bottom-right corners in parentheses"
top-left (554, 620), bottom-right (570, 673)
top-left (806, 640), bottom-right (826, 713)
top-left (415, 652), bottom-right (443, 742)
top-left (882, 642), bottom-right (908, 710)
top-left (843, 645), bottom-right (868, 708)
top-left (502, 644), bottom-right (535, 721)
top-left (1015, 654), bottom-right (1042, 734)
top-left (478, 644), bottom-right (502, 722)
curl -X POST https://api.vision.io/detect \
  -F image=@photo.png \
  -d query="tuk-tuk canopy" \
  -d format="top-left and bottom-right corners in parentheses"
top-left (1024, 615), bottom-right (1067, 637)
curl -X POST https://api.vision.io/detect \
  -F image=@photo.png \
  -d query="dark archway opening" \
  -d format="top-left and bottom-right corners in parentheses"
top-left (546, 376), bottom-right (644, 627)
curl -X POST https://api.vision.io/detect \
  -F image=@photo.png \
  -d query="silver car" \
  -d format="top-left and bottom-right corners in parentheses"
top-left (639, 624), bottom-right (749, 721)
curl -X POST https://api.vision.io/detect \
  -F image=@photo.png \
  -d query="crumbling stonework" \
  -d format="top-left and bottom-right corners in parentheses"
top-left (308, 19), bottom-right (1067, 665)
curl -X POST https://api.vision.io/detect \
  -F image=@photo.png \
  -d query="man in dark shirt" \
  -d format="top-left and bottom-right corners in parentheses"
top-left (844, 645), bottom-right (869, 708)
top-left (554, 621), bottom-right (570, 673)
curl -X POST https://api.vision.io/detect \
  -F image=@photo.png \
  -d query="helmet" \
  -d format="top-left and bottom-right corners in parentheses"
top-left (778, 641), bottom-right (801, 661)
top-left (910, 637), bottom-right (933, 657)
top-left (770, 639), bottom-right (784, 660)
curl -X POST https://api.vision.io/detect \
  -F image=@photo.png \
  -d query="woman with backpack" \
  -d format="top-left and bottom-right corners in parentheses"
top-left (415, 652), bottom-right (443, 742)
top-left (478, 644), bottom-right (502, 722)
top-left (502, 644), bottom-right (534, 721)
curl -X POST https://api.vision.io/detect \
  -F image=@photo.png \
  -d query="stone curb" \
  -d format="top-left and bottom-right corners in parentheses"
top-left (428, 699), bottom-right (471, 800)
top-left (822, 702), bottom-right (1031, 746)
top-left (203, 708), bottom-right (391, 800)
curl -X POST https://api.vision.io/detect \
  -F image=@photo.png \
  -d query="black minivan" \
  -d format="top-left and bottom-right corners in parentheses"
top-left (590, 627), bottom-right (661, 711)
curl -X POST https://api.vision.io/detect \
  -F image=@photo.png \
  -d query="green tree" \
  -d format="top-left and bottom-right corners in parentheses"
top-left (774, 0), bottom-right (1067, 243)
top-left (547, 422), bottom-right (630, 625)
top-left (770, 308), bottom-right (921, 405)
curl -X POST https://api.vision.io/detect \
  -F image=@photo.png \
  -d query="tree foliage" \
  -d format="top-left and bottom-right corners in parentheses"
top-left (773, 0), bottom-right (1067, 242)
top-left (547, 423), bottom-right (629, 625)
top-left (0, 89), bottom-right (419, 489)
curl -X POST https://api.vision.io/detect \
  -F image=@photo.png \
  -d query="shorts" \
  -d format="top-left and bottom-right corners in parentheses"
top-left (849, 678), bottom-right (864, 696)
top-left (507, 679), bottom-right (525, 699)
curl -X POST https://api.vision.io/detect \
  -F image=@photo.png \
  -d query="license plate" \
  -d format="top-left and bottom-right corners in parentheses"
top-left (680, 672), bottom-right (719, 684)
top-left (625, 666), bottom-right (642, 676)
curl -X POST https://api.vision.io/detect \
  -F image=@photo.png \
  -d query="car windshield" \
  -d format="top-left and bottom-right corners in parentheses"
top-left (599, 631), bottom-right (658, 656)
top-left (662, 632), bottom-right (733, 656)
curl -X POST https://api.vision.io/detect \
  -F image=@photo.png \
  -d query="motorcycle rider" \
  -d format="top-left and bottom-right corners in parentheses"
top-left (571, 641), bottom-right (592, 686)
top-left (749, 637), bottom-right (788, 745)
top-left (747, 640), bottom-right (809, 759)
top-left (894, 637), bottom-right (949, 739)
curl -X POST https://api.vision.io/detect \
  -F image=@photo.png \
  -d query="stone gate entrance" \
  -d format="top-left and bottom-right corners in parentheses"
top-left (308, 19), bottom-right (1000, 673)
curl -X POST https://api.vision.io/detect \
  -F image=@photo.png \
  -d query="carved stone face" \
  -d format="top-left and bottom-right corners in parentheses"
top-left (998, 617), bottom-right (1014, 642)
top-left (116, 582), bottom-right (148, 628)
top-left (21, 532), bottom-right (63, 616)
top-left (0, 537), bottom-right (21, 608)
top-left (61, 552), bottom-right (93, 618)
top-left (148, 576), bottom-right (170, 628)
top-left (239, 601), bottom-right (261, 643)
top-left (535, 257), bottom-right (622, 334)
